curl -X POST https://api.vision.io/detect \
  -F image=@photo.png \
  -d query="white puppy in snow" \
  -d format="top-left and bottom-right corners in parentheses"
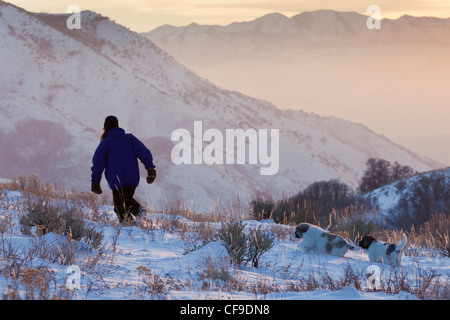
top-left (358, 234), bottom-right (407, 267)
top-left (293, 223), bottom-right (355, 257)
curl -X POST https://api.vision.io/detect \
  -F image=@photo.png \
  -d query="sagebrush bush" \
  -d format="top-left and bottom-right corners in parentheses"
top-left (20, 198), bottom-right (103, 249)
top-left (20, 198), bottom-right (60, 236)
top-left (247, 226), bottom-right (275, 268)
top-left (217, 221), bottom-right (247, 266)
top-left (2, 267), bottom-right (73, 300)
top-left (197, 254), bottom-right (233, 283)
top-left (217, 221), bottom-right (274, 267)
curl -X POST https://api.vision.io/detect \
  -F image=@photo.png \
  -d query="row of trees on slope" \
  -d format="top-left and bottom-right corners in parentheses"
top-left (251, 158), bottom-right (449, 231)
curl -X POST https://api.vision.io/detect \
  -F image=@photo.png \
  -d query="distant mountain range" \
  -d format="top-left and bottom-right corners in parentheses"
top-left (144, 10), bottom-right (450, 65)
top-left (0, 2), bottom-right (442, 212)
top-left (143, 10), bottom-right (450, 166)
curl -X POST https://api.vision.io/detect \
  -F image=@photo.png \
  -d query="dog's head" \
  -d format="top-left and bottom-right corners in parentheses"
top-left (294, 223), bottom-right (310, 239)
top-left (358, 235), bottom-right (376, 249)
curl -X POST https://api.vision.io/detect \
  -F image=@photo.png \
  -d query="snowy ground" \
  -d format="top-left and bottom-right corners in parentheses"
top-left (0, 189), bottom-right (448, 301)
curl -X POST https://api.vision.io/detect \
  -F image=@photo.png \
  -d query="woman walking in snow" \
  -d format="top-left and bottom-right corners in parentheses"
top-left (91, 116), bottom-right (156, 225)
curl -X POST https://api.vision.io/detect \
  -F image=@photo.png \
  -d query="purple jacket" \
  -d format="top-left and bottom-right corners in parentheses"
top-left (91, 127), bottom-right (155, 190)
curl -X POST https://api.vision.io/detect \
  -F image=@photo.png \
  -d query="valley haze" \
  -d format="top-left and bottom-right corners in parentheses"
top-left (144, 9), bottom-right (450, 166)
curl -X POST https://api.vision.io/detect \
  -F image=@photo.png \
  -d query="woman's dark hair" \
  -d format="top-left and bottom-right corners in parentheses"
top-left (101, 115), bottom-right (119, 141)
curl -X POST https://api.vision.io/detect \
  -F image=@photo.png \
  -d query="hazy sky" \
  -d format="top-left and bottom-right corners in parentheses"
top-left (8, 0), bottom-right (450, 32)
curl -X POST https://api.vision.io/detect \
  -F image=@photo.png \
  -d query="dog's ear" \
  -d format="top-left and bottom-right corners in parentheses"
top-left (294, 224), bottom-right (309, 238)
top-left (358, 235), bottom-right (375, 249)
top-left (298, 224), bottom-right (309, 233)
top-left (386, 243), bottom-right (396, 255)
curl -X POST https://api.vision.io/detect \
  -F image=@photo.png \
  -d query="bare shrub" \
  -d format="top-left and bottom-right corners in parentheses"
top-left (0, 212), bottom-right (15, 235)
top-left (136, 266), bottom-right (167, 299)
top-left (197, 254), bottom-right (233, 284)
top-left (179, 220), bottom-right (217, 254)
top-left (136, 266), bottom-right (186, 299)
top-left (2, 267), bottom-right (73, 300)
top-left (20, 198), bottom-right (61, 236)
top-left (247, 226), bottom-right (275, 268)
top-left (20, 197), bottom-right (103, 249)
top-left (217, 221), bottom-right (247, 266)
top-left (217, 221), bottom-right (274, 267)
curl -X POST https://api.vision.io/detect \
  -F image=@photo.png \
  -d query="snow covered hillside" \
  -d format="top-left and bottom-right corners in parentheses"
top-left (360, 167), bottom-right (450, 228)
top-left (1, 186), bottom-right (449, 301)
top-left (0, 2), bottom-right (442, 212)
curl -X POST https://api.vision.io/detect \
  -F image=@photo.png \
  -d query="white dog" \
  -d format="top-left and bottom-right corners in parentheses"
top-left (293, 223), bottom-right (355, 257)
top-left (358, 234), bottom-right (407, 267)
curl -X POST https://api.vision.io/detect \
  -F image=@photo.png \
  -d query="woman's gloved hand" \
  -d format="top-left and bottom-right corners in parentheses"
top-left (147, 168), bottom-right (157, 184)
top-left (91, 183), bottom-right (103, 195)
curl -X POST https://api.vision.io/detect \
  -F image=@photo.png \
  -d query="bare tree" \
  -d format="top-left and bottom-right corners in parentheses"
top-left (359, 158), bottom-right (416, 193)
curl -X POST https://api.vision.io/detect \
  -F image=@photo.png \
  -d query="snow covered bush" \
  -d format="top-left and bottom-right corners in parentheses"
top-left (20, 198), bottom-right (103, 249)
top-left (2, 267), bottom-right (72, 300)
top-left (247, 226), bottom-right (275, 268)
top-left (217, 221), bottom-right (274, 267)
top-left (20, 198), bottom-right (60, 236)
top-left (217, 221), bottom-right (247, 266)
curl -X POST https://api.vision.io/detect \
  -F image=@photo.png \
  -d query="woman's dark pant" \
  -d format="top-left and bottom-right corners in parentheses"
top-left (112, 186), bottom-right (142, 224)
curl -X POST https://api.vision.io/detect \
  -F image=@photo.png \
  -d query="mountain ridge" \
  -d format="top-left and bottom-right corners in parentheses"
top-left (143, 9), bottom-right (450, 166)
top-left (146, 9), bottom-right (450, 44)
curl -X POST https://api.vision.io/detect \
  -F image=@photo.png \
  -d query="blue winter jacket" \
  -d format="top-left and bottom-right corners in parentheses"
top-left (91, 127), bottom-right (155, 190)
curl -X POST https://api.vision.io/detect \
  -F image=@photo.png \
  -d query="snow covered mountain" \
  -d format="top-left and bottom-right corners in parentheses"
top-left (144, 10), bottom-right (450, 61)
top-left (0, 2), bottom-right (442, 212)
